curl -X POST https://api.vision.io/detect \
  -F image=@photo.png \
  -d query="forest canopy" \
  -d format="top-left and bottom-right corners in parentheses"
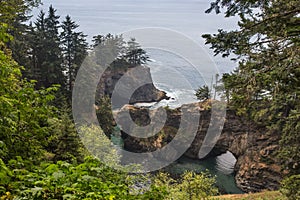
top-left (0, 0), bottom-right (299, 199)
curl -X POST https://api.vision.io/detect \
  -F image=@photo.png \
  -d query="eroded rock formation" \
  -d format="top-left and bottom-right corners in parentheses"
top-left (97, 65), bottom-right (168, 107)
top-left (117, 102), bottom-right (284, 193)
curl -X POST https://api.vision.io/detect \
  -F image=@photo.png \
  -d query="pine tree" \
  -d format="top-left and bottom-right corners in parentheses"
top-left (92, 34), bottom-right (126, 67)
top-left (124, 38), bottom-right (149, 65)
top-left (43, 5), bottom-right (65, 88)
top-left (92, 34), bottom-right (105, 48)
top-left (28, 6), bottom-right (65, 90)
top-left (47, 108), bottom-right (84, 163)
top-left (29, 10), bottom-right (47, 87)
top-left (61, 15), bottom-right (88, 98)
top-left (195, 85), bottom-right (211, 101)
top-left (1, 0), bottom-right (41, 76)
top-left (203, 0), bottom-right (300, 175)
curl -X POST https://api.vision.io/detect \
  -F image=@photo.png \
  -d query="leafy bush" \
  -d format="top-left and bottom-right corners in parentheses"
top-left (0, 156), bottom-right (169, 200)
top-left (153, 171), bottom-right (218, 200)
top-left (0, 49), bottom-right (58, 163)
top-left (0, 156), bottom-right (219, 200)
top-left (280, 174), bottom-right (300, 200)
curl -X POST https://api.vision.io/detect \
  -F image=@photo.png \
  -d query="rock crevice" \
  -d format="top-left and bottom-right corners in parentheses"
top-left (118, 102), bottom-right (283, 193)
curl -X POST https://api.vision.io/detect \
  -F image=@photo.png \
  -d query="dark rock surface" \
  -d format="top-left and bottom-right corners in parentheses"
top-left (97, 65), bottom-right (168, 107)
top-left (117, 102), bottom-right (284, 193)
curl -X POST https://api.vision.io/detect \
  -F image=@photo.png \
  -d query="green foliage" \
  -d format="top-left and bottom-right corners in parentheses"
top-left (61, 15), bottom-right (88, 99)
top-left (154, 171), bottom-right (218, 200)
top-left (179, 171), bottom-right (218, 199)
top-left (124, 38), bottom-right (150, 66)
top-left (195, 85), bottom-right (211, 101)
top-left (279, 107), bottom-right (300, 174)
top-left (12, 5), bottom-right (88, 101)
top-left (203, 0), bottom-right (300, 175)
top-left (0, 0), bottom-right (41, 29)
top-left (47, 108), bottom-right (84, 163)
top-left (78, 125), bottom-right (120, 169)
top-left (0, 159), bottom-right (12, 188)
top-left (0, 23), bottom-right (13, 43)
top-left (1, 0), bottom-right (41, 79)
top-left (0, 156), bottom-right (172, 200)
top-left (95, 96), bottom-right (115, 137)
top-left (0, 48), bottom-right (58, 162)
top-left (280, 175), bottom-right (300, 200)
top-left (0, 2), bottom-right (231, 199)
top-left (91, 34), bottom-right (150, 70)
top-left (1, 157), bottom-right (127, 199)
top-left (29, 6), bottom-right (66, 89)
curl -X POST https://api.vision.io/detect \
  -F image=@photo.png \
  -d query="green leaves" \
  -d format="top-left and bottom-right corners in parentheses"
top-left (3, 158), bottom-right (129, 199)
top-left (0, 159), bottom-right (12, 185)
top-left (0, 23), bottom-right (13, 43)
top-left (0, 48), bottom-right (58, 162)
top-left (203, 0), bottom-right (300, 176)
top-left (153, 171), bottom-right (218, 200)
top-left (280, 174), bottom-right (300, 200)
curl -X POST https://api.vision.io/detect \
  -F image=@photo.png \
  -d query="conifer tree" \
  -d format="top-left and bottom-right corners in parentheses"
top-left (124, 38), bottom-right (149, 65)
top-left (29, 10), bottom-right (47, 87)
top-left (61, 15), bottom-right (88, 98)
top-left (203, 0), bottom-right (300, 175)
top-left (29, 6), bottom-right (65, 90)
top-left (1, 0), bottom-right (41, 76)
top-left (47, 108), bottom-right (84, 163)
top-left (43, 5), bottom-right (65, 88)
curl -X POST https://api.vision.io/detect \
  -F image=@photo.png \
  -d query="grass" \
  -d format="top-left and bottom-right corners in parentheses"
top-left (210, 191), bottom-right (287, 200)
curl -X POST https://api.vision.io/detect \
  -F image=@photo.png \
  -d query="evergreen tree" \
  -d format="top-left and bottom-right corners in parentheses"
top-left (47, 108), bottom-right (84, 163)
top-left (1, 0), bottom-right (41, 75)
top-left (195, 85), bottom-right (211, 101)
top-left (43, 5), bottom-right (65, 88)
top-left (92, 34), bottom-right (126, 66)
top-left (95, 96), bottom-right (115, 138)
top-left (124, 38), bottom-right (149, 65)
top-left (61, 15), bottom-right (88, 98)
top-left (29, 6), bottom-right (65, 90)
top-left (30, 6), bottom-right (65, 88)
top-left (29, 10), bottom-right (47, 87)
top-left (203, 0), bottom-right (300, 175)
top-left (91, 33), bottom-right (114, 48)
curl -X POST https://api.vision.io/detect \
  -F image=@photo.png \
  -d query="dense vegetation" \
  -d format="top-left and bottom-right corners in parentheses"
top-left (202, 0), bottom-right (299, 199)
top-left (0, 1), bottom-right (219, 199)
top-left (0, 0), bottom-right (299, 199)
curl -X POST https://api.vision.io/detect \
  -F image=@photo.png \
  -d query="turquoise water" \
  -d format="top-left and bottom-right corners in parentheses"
top-left (112, 129), bottom-right (243, 194)
top-left (33, 0), bottom-right (242, 193)
top-left (165, 152), bottom-right (244, 194)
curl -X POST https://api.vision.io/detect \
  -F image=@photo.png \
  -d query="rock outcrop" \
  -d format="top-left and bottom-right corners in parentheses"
top-left (117, 102), bottom-right (284, 193)
top-left (97, 65), bottom-right (168, 107)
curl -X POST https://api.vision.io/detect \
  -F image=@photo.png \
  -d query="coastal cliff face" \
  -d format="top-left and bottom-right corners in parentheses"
top-left (118, 102), bottom-right (284, 193)
top-left (96, 65), bottom-right (167, 106)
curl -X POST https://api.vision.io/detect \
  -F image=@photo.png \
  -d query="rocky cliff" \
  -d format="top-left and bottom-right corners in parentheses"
top-left (117, 102), bottom-right (284, 193)
top-left (97, 65), bottom-right (168, 107)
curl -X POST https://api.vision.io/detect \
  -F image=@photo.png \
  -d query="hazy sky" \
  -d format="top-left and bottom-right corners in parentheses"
top-left (32, 0), bottom-right (239, 72)
top-left (33, 0), bottom-right (238, 41)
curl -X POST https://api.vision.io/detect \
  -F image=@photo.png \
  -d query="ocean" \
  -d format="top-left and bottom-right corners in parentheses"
top-left (33, 0), bottom-right (239, 108)
top-left (32, 0), bottom-right (242, 193)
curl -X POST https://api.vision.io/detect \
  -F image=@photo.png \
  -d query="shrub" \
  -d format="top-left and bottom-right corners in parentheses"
top-left (280, 174), bottom-right (300, 200)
